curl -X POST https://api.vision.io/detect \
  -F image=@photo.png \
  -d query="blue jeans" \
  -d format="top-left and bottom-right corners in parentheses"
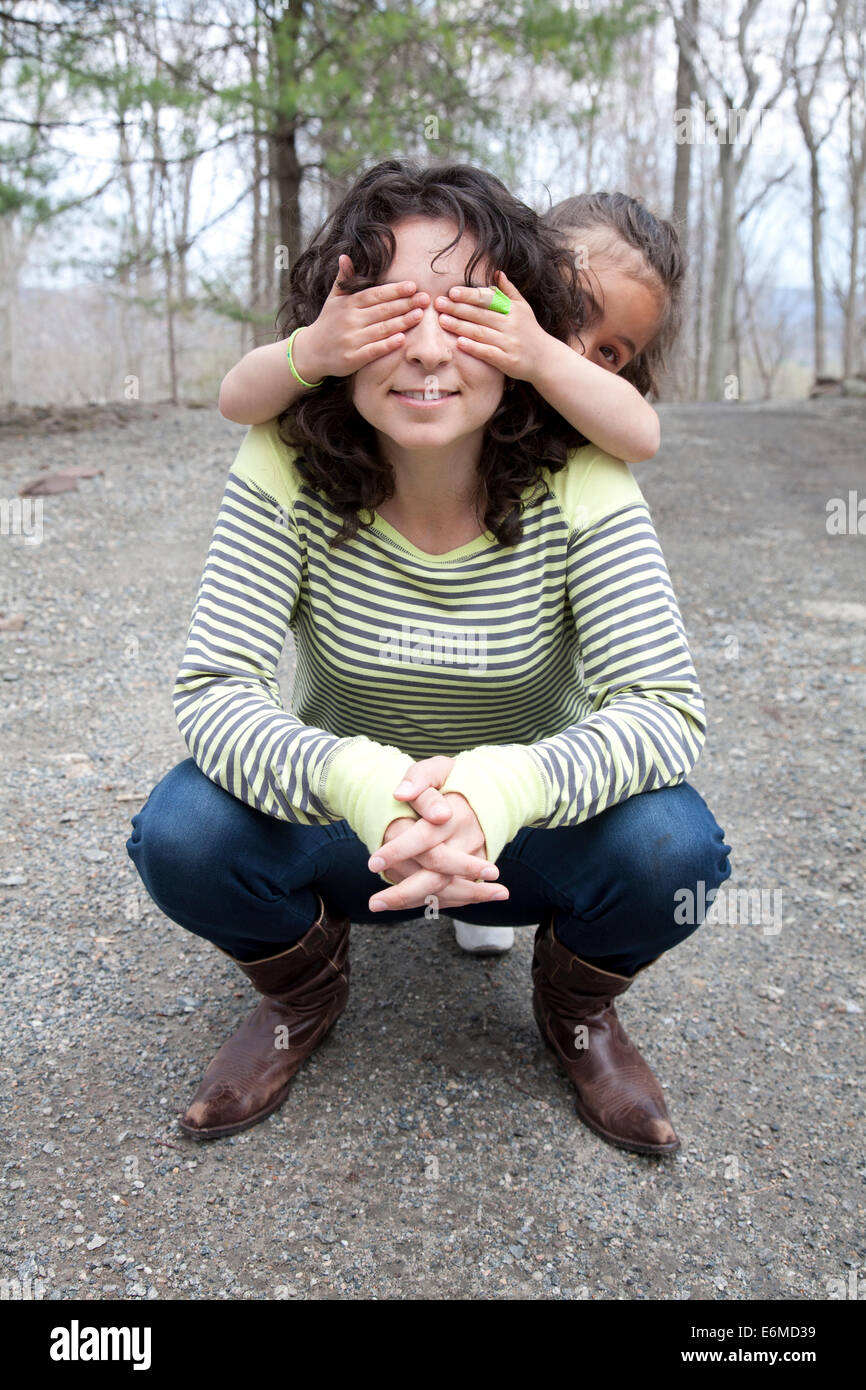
top-left (125, 757), bottom-right (732, 976)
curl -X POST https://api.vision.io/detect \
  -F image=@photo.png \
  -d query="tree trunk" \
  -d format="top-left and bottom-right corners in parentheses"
top-left (705, 143), bottom-right (738, 401)
top-left (249, 129), bottom-right (265, 349)
top-left (0, 218), bottom-right (17, 408)
top-left (672, 0), bottom-right (698, 243)
top-left (269, 0), bottom-right (304, 306)
top-left (271, 115), bottom-right (303, 305)
top-left (808, 145), bottom-right (826, 377)
top-left (666, 0), bottom-right (698, 402)
top-left (691, 159), bottom-right (709, 399)
top-left (843, 173), bottom-right (862, 377)
top-left (248, 14), bottom-right (268, 351)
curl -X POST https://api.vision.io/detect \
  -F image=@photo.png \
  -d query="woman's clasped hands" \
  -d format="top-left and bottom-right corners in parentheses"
top-left (366, 756), bottom-right (510, 914)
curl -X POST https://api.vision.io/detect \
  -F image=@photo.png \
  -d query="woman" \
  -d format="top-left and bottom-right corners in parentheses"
top-left (126, 160), bottom-right (731, 1155)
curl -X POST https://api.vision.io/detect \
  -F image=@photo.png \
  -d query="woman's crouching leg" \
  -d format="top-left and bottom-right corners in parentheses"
top-left (551, 782), bottom-right (733, 976)
top-left (124, 756), bottom-right (327, 961)
top-left (526, 782), bottom-right (732, 1154)
top-left (124, 757), bottom-right (352, 1139)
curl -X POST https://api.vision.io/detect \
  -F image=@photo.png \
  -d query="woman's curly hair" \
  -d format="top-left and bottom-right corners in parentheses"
top-left (275, 159), bottom-right (590, 549)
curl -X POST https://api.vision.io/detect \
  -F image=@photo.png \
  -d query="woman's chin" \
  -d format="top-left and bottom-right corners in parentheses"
top-left (373, 413), bottom-right (476, 451)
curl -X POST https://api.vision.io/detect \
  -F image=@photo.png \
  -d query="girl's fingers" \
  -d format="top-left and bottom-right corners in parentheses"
top-left (350, 279), bottom-right (418, 309)
top-left (453, 336), bottom-right (509, 367)
top-left (367, 309), bottom-right (424, 340)
top-left (348, 330), bottom-right (405, 364)
top-left (435, 295), bottom-right (503, 325)
top-left (331, 254), bottom-right (354, 293)
top-left (438, 313), bottom-right (500, 344)
top-left (493, 268), bottom-right (525, 302)
top-left (360, 291), bottom-right (429, 323)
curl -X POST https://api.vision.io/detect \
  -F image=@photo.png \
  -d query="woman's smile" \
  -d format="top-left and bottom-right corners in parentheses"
top-left (389, 385), bottom-right (461, 407)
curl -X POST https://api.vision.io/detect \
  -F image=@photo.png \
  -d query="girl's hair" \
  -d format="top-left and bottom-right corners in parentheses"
top-left (275, 159), bottom-right (589, 548)
top-left (543, 191), bottom-right (686, 397)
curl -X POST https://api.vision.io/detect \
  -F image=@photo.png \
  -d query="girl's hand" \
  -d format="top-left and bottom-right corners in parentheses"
top-left (293, 255), bottom-right (430, 383)
top-left (434, 269), bottom-right (550, 385)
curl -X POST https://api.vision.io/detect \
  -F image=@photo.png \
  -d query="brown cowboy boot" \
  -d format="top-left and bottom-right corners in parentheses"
top-left (532, 911), bottom-right (679, 1155)
top-left (179, 893), bottom-right (350, 1139)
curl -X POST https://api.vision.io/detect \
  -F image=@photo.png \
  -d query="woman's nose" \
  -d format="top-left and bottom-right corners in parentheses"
top-left (405, 301), bottom-right (453, 369)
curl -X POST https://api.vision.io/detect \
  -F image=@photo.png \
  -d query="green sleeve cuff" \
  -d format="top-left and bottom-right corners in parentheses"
top-left (321, 736), bottom-right (420, 865)
top-left (439, 744), bottom-right (552, 866)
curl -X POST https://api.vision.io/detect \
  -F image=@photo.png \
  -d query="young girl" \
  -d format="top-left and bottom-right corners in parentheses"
top-left (218, 187), bottom-right (686, 958)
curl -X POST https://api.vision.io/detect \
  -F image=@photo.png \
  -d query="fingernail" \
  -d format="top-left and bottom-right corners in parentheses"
top-left (370, 899), bottom-right (386, 911)
top-left (491, 889), bottom-right (508, 900)
top-left (369, 856), bottom-right (385, 871)
top-left (394, 781), bottom-right (414, 795)
top-left (480, 866), bottom-right (498, 880)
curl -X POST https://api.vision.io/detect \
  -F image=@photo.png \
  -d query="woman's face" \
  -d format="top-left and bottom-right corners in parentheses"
top-left (350, 216), bottom-right (505, 457)
top-left (571, 258), bottom-right (662, 375)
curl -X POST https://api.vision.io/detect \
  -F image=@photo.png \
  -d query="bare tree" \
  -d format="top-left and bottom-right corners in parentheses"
top-left (668, 0), bottom-right (791, 400)
top-left (665, 0), bottom-right (699, 400)
top-left (737, 208), bottom-right (799, 398)
top-left (836, 0), bottom-right (866, 378)
top-left (784, 0), bottom-right (843, 380)
top-left (672, 0), bottom-right (699, 250)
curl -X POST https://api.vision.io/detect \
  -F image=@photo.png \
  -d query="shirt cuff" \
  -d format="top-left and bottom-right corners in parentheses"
top-left (439, 744), bottom-right (552, 866)
top-left (321, 736), bottom-right (420, 869)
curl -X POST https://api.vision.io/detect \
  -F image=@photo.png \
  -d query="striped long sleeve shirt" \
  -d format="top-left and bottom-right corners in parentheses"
top-left (172, 419), bottom-right (706, 868)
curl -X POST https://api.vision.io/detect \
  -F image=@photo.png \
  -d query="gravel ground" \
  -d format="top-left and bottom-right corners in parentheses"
top-left (0, 398), bottom-right (863, 1302)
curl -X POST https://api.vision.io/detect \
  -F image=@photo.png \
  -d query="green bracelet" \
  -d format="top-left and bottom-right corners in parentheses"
top-left (286, 327), bottom-right (324, 389)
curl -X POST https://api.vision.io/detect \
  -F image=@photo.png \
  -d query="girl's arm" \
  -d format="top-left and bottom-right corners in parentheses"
top-left (437, 271), bottom-right (660, 463)
top-left (219, 256), bottom-right (430, 425)
top-left (219, 337), bottom-right (307, 425)
top-left (528, 333), bottom-right (660, 462)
